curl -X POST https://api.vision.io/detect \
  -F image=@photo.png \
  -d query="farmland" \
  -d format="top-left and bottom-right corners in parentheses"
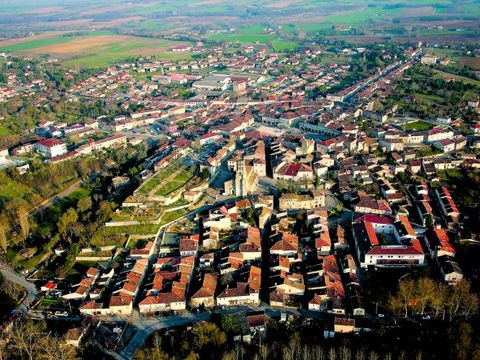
top-left (0, 30), bottom-right (192, 68)
top-left (0, 0), bottom-right (478, 47)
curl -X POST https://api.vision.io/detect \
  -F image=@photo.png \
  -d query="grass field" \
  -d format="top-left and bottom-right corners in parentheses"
top-left (414, 92), bottom-right (445, 106)
top-left (432, 69), bottom-right (480, 86)
top-left (403, 121), bottom-right (434, 131)
top-left (271, 40), bottom-right (299, 52)
top-left (207, 32), bottom-right (276, 44)
top-left (0, 30), bottom-right (192, 68)
top-left (154, 168), bottom-right (194, 196)
top-left (207, 28), bottom-right (301, 52)
top-left (137, 161), bottom-right (183, 195)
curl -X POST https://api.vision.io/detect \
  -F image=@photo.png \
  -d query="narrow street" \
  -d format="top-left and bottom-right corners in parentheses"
top-left (0, 263), bottom-right (38, 314)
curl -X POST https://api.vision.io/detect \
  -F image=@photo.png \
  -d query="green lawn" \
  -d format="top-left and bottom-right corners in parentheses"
top-left (102, 223), bottom-right (160, 236)
top-left (160, 208), bottom-right (188, 226)
top-left (137, 162), bottom-right (182, 195)
top-left (403, 121), bottom-right (434, 131)
top-left (154, 168), bottom-right (194, 196)
top-left (271, 40), bottom-right (299, 52)
top-left (414, 93), bottom-right (444, 105)
top-left (0, 126), bottom-right (11, 136)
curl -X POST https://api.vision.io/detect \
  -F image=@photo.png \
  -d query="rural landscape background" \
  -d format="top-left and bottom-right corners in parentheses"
top-left (0, 0), bottom-right (479, 67)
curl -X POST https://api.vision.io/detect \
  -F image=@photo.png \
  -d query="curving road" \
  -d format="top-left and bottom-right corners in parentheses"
top-left (0, 263), bottom-right (38, 314)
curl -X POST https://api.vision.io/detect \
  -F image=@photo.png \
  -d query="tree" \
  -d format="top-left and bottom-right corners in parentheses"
top-left (387, 294), bottom-right (403, 318)
top-left (58, 208), bottom-right (78, 241)
top-left (76, 197), bottom-right (92, 214)
top-left (0, 221), bottom-right (7, 253)
top-left (9, 322), bottom-right (45, 360)
top-left (18, 206), bottom-right (30, 243)
top-left (221, 315), bottom-right (233, 333)
top-left (430, 282), bottom-right (448, 319)
top-left (43, 336), bottom-right (78, 360)
top-left (398, 279), bottom-right (415, 318)
top-left (191, 323), bottom-right (226, 355)
top-left (417, 277), bottom-right (436, 315)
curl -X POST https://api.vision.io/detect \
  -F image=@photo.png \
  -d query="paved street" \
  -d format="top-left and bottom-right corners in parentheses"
top-left (0, 263), bottom-right (38, 314)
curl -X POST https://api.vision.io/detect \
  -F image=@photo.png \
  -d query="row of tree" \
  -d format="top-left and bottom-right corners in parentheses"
top-left (0, 321), bottom-right (78, 360)
top-left (387, 278), bottom-right (478, 320)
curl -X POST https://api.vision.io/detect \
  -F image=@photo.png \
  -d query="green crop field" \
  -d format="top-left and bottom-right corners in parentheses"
top-left (0, 35), bottom-right (73, 52)
top-left (0, 30), bottom-right (192, 68)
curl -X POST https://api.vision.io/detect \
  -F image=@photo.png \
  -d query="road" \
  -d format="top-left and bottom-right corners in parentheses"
top-left (118, 311), bottom-right (210, 359)
top-left (0, 263), bottom-right (38, 314)
top-left (111, 304), bottom-right (331, 359)
top-left (28, 180), bottom-right (82, 218)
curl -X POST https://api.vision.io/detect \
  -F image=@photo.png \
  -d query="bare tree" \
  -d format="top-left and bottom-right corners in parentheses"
top-left (328, 347), bottom-right (336, 360)
top-left (260, 345), bottom-right (269, 360)
top-left (417, 277), bottom-right (436, 315)
top-left (464, 292), bottom-right (479, 319)
top-left (9, 322), bottom-right (44, 360)
top-left (339, 346), bottom-right (351, 360)
top-left (312, 345), bottom-right (325, 360)
top-left (430, 283), bottom-right (447, 318)
top-left (356, 350), bottom-right (366, 360)
top-left (43, 336), bottom-right (78, 360)
top-left (397, 350), bottom-right (406, 360)
top-left (398, 279), bottom-right (415, 318)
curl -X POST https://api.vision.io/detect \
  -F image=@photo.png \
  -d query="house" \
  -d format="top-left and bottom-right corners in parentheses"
top-left (190, 273), bottom-right (217, 308)
top-left (428, 227), bottom-right (455, 258)
top-left (334, 317), bottom-right (355, 333)
top-left (108, 295), bottom-right (133, 315)
top-left (438, 256), bottom-right (463, 285)
top-left (139, 291), bottom-right (186, 313)
top-left (216, 283), bottom-right (259, 306)
top-left (279, 191), bottom-right (325, 211)
top-left (35, 138), bottom-right (67, 158)
top-left (434, 186), bottom-right (460, 221)
top-left (274, 162), bottom-right (314, 182)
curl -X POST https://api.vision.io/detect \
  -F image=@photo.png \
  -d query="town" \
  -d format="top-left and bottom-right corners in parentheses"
top-left (0, 6), bottom-right (480, 359)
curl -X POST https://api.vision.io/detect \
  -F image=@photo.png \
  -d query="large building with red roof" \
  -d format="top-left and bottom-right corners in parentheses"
top-left (353, 214), bottom-right (425, 269)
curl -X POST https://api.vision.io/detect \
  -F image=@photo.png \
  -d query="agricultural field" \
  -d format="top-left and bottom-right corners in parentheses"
top-left (0, 30), bottom-right (192, 68)
top-left (0, 0), bottom-right (478, 51)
